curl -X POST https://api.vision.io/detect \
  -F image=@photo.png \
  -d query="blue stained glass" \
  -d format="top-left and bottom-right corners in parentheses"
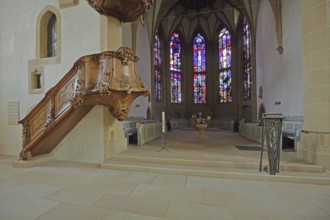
top-left (219, 70), bottom-right (232, 103)
top-left (155, 69), bottom-right (161, 101)
top-left (192, 33), bottom-right (206, 104)
top-left (170, 33), bottom-right (181, 72)
top-left (154, 30), bottom-right (161, 101)
top-left (242, 17), bottom-right (252, 99)
top-left (218, 27), bottom-right (232, 103)
top-left (193, 74), bottom-right (206, 104)
top-left (193, 33), bottom-right (206, 73)
top-left (170, 32), bottom-right (182, 103)
top-left (243, 63), bottom-right (252, 99)
top-left (154, 31), bottom-right (161, 66)
top-left (169, 32), bottom-right (183, 103)
top-left (170, 72), bottom-right (182, 103)
top-left (218, 28), bottom-right (231, 69)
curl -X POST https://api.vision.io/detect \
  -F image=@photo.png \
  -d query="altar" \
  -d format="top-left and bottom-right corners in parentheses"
top-left (196, 123), bottom-right (207, 139)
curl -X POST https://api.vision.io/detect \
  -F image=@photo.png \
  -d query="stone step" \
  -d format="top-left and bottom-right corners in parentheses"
top-left (109, 155), bottom-right (325, 173)
top-left (101, 159), bottom-right (330, 185)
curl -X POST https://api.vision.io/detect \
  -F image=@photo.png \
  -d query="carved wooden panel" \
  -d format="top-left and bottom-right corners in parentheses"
top-left (55, 77), bottom-right (75, 116)
top-left (83, 56), bottom-right (101, 90)
top-left (87, 0), bottom-right (153, 22)
top-left (28, 103), bottom-right (49, 140)
top-left (19, 47), bottom-right (149, 160)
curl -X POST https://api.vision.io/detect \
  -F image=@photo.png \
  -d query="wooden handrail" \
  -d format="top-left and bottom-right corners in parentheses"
top-left (19, 47), bottom-right (149, 160)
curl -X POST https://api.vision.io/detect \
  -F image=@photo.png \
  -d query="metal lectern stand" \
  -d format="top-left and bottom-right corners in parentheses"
top-left (159, 132), bottom-right (169, 152)
top-left (258, 113), bottom-right (284, 175)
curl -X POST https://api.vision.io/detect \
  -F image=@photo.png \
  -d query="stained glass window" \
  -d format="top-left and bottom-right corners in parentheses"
top-left (218, 27), bottom-right (232, 103)
top-left (193, 74), bottom-right (206, 104)
top-left (170, 32), bottom-right (182, 103)
top-left (193, 33), bottom-right (206, 73)
top-left (242, 17), bottom-right (252, 99)
top-left (154, 30), bottom-right (161, 101)
top-left (193, 33), bottom-right (206, 104)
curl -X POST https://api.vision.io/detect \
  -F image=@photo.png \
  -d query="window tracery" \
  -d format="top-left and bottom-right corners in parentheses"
top-left (193, 33), bottom-right (206, 104)
top-left (218, 27), bottom-right (232, 103)
top-left (170, 32), bottom-right (182, 103)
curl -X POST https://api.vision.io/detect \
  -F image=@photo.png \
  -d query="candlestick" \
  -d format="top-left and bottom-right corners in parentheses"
top-left (162, 111), bottom-right (165, 133)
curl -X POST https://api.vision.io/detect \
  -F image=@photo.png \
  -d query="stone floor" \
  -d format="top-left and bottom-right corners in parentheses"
top-left (1, 129), bottom-right (330, 220)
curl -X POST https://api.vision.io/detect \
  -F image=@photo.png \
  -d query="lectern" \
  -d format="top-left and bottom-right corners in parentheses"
top-left (258, 113), bottom-right (284, 175)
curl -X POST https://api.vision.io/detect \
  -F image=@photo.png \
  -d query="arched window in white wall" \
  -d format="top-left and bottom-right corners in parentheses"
top-left (29, 6), bottom-right (61, 94)
top-left (218, 27), bottom-right (232, 103)
top-left (242, 17), bottom-right (252, 99)
top-left (37, 7), bottom-right (61, 59)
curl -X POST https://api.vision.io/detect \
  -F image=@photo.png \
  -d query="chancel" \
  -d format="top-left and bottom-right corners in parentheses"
top-left (1, 0), bottom-right (330, 219)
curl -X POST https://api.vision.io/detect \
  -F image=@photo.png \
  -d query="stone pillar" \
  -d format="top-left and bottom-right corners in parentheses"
top-left (103, 106), bottom-right (127, 159)
top-left (99, 15), bottom-right (127, 159)
top-left (298, 0), bottom-right (330, 169)
top-left (100, 16), bottom-right (122, 51)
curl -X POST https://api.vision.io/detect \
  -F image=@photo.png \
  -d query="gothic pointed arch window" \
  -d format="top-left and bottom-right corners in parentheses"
top-left (218, 27), bottom-right (232, 103)
top-left (169, 32), bottom-right (182, 103)
top-left (242, 17), bottom-right (252, 99)
top-left (193, 33), bottom-right (206, 104)
top-left (154, 29), bottom-right (161, 102)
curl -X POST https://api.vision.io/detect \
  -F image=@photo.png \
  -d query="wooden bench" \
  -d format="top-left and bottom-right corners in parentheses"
top-left (282, 117), bottom-right (303, 151)
top-left (123, 118), bottom-right (156, 145)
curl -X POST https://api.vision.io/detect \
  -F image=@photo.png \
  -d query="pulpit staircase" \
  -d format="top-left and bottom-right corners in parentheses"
top-left (18, 48), bottom-right (149, 160)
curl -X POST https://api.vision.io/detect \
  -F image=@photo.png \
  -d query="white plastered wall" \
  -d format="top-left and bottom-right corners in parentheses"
top-left (0, 1), bottom-right (101, 157)
top-left (256, 0), bottom-right (303, 118)
top-left (129, 22), bottom-right (152, 118)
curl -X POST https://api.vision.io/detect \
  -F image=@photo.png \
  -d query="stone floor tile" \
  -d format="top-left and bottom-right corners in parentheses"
top-left (126, 172), bottom-right (157, 184)
top-left (44, 174), bottom-right (93, 187)
top-left (152, 174), bottom-right (187, 187)
top-left (186, 176), bottom-right (226, 191)
top-left (0, 194), bottom-right (58, 220)
top-left (102, 210), bottom-right (172, 220)
top-left (93, 193), bottom-right (169, 217)
top-left (204, 189), bottom-right (258, 210)
top-left (78, 180), bottom-right (138, 195)
top-left (91, 169), bottom-right (133, 182)
top-left (10, 170), bottom-right (60, 184)
top-left (149, 185), bottom-right (203, 203)
top-left (280, 197), bottom-right (328, 217)
top-left (310, 197), bottom-right (330, 216)
top-left (166, 202), bottom-right (234, 220)
top-left (223, 179), bottom-right (276, 197)
top-left (35, 203), bottom-right (108, 220)
top-left (130, 184), bottom-right (154, 198)
top-left (45, 187), bottom-right (106, 206)
top-left (7, 182), bottom-right (61, 198)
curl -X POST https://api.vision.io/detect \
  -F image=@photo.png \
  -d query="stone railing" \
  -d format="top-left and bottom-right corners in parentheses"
top-left (136, 121), bottom-right (162, 146)
top-left (282, 116), bottom-right (303, 150)
top-left (123, 118), bottom-right (154, 143)
top-left (169, 118), bottom-right (235, 131)
top-left (239, 122), bottom-right (262, 143)
top-left (238, 116), bottom-right (303, 149)
top-left (169, 119), bottom-right (190, 129)
top-left (213, 119), bottom-right (235, 131)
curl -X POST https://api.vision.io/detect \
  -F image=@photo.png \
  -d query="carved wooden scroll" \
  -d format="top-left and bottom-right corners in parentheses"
top-left (19, 47), bottom-right (149, 160)
top-left (87, 0), bottom-right (153, 22)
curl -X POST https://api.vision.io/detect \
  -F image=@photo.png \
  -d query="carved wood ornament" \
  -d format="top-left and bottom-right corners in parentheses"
top-left (87, 0), bottom-right (153, 22)
top-left (19, 47), bottom-right (149, 160)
